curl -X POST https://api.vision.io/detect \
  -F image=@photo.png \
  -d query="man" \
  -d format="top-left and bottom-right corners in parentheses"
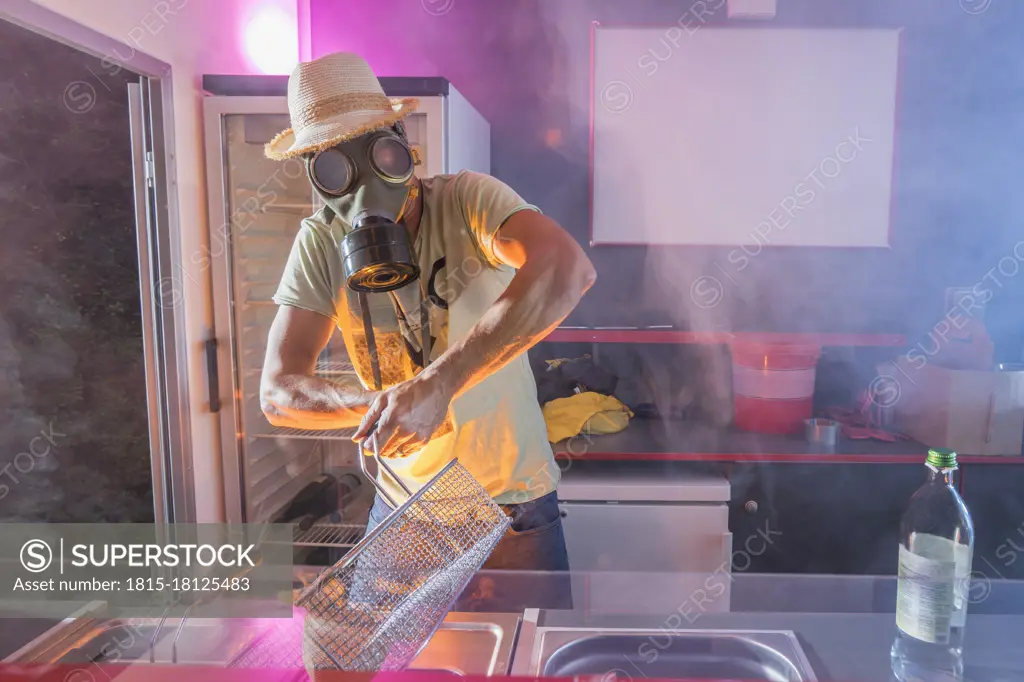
top-left (259, 52), bottom-right (595, 574)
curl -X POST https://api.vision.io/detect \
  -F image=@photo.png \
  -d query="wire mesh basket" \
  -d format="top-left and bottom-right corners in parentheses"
top-left (232, 433), bottom-right (510, 673)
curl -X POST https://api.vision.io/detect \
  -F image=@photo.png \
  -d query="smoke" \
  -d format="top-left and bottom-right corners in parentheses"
top-left (529, 0), bottom-right (1024, 433)
top-left (319, 0), bottom-right (1024, 353)
top-left (306, 0), bottom-right (1022, 567)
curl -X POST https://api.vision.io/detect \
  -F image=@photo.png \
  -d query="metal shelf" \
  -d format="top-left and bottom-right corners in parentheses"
top-left (315, 360), bottom-right (357, 376)
top-left (293, 523), bottom-right (364, 548)
top-left (545, 328), bottom-right (907, 347)
top-left (232, 230), bottom-right (298, 239)
top-left (551, 420), bottom-right (1023, 464)
top-left (261, 202), bottom-right (315, 213)
top-left (251, 427), bottom-right (356, 441)
top-left (241, 362), bottom-right (356, 382)
top-left (235, 253), bottom-right (283, 262)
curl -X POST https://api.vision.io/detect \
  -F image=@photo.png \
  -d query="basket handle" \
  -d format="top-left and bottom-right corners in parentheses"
top-left (359, 431), bottom-right (414, 508)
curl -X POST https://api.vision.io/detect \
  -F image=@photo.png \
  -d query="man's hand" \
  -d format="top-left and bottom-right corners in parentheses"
top-left (352, 369), bottom-right (455, 458)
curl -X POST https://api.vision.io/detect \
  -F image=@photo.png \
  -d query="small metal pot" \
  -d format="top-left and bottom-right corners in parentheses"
top-left (804, 418), bottom-right (840, 449)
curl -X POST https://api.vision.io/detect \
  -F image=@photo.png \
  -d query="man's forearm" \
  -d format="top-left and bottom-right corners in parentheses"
top-left (424, 250), bottom-right (595, 400)
top-left (261, 373), bottom-right (373, 429)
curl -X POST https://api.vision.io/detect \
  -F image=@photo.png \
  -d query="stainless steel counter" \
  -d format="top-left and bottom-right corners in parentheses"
top-left (6, 610), bottom-right (521, 678)
top-left (5, 572), bottom-right (1024, 681)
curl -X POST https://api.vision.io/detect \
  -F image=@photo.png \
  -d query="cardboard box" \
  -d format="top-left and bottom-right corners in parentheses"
top-left (886, 358), bottom-right (1024, 456)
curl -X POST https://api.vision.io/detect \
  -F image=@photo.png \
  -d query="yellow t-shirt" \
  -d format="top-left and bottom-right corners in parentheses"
top-left (273, 170), bottom-right (559, 504)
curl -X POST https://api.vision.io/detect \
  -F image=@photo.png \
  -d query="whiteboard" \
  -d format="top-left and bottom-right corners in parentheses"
top-left (592, 27), bottom-right (900, 247)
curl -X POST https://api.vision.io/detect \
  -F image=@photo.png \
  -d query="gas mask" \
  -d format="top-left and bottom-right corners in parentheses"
top-left (307, 124), bottom-right (420, 293)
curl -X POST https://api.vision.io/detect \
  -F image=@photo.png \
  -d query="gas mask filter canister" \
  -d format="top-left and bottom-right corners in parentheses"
top-left (308, 127), bottom-right (420, 293)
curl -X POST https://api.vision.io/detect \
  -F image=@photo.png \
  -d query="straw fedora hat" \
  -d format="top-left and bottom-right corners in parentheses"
top-left (265, 52), bottom-right (418, 160)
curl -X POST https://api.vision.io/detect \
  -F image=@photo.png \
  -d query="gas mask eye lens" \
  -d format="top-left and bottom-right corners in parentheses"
top-left (310, 148), bottom-right (355, 195)
top-left (369, 137), bottom-right (414, 182)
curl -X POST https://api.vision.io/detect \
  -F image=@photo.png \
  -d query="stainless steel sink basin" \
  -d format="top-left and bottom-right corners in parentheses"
top-left (6, 612), bottom-right (520, 677)
top-left (54, 620), bottom-right (257, 667)
top-left (520, 628), bottom-right (818, 681)
top-left (409, 618), bottom-right (517, 676)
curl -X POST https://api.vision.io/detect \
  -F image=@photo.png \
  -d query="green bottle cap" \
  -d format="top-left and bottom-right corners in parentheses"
top-left (926, 448), bottom-right (958, 469)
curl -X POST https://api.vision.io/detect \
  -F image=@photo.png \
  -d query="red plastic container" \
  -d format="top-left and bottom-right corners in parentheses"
top-left (729, 342), bottom-right (822, 435)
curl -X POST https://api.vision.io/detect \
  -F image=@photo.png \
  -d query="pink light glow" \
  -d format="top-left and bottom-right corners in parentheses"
top-left (244, 5), bottom-right (298, 74)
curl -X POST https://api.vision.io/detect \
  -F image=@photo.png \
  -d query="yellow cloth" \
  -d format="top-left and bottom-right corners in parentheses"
top-left (542, 392), bottom-right (633, 443)
top-left (544, 354), bottom-right (591, 370)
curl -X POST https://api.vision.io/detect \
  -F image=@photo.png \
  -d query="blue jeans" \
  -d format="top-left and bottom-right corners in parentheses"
top-left (365, 490), bottom-right (573, 610)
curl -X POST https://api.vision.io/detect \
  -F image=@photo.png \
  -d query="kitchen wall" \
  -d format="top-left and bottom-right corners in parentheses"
top-left (309, 0), bottom-right (1024, 359)
top-left (27, 0), bottom-right (305, 522)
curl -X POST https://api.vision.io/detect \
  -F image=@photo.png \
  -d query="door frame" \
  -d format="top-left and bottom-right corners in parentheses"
top-left (1, 0), bottom-right (195, 524)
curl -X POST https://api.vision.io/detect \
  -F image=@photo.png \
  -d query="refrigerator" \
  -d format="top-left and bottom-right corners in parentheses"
top-left (201, 76), bottom-right (490, 562)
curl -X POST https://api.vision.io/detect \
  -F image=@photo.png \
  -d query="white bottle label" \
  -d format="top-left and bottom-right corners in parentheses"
top-left (951, 542), bottom-right (973, 629)
top-left (896, 534), bottom-right (973, 643)
top-left (896, 544), bottom-right (955, 644)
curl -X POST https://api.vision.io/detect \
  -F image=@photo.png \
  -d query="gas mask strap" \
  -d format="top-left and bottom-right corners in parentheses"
top-left (357, 291), bottom-right (383, 391)
top-left (356, 292), bottom-right (405, 494)
top-left (420, 280), bottom-right (431, 368)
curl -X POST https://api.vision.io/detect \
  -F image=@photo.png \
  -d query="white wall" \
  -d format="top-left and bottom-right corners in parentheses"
top-left (30, 0), bottom-right (302, 521)
top-left (591, 27), bottom-right (899, 247)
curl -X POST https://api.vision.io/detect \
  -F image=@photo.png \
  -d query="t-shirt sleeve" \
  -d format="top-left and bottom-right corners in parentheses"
top-left (454, 171), bottom-right (541, 268)
top-left (272, 220), bottom-right (338, 323)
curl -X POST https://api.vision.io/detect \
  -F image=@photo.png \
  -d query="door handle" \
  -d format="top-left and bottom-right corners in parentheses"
top-left (205, 337), bottom-right (220, 413)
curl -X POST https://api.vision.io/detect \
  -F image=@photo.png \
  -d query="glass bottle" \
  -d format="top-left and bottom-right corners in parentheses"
top-left (891, 448), bottom-right (974, 682)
